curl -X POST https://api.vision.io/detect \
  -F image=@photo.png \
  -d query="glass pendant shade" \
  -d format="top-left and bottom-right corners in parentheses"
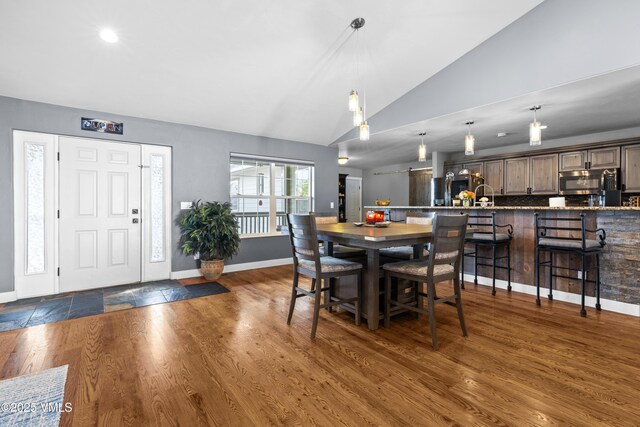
top-left (530, 121), bottom-right (542, 146)
top-left (418, 144), bottom-right (427, 162)
top-left (353, 106), bottom-right (363, 127)
top-left (465, 134), bottom-right (475, 156)
top-left (338, 156), bottom-right (349, 165)
top-left (359, 121), bottom-right (370, 141)
top-left (349, 90), bottom-right (359, 112)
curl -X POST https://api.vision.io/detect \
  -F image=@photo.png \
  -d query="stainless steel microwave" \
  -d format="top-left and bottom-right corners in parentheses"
top-left (558, 169), bottom-right (619, 195)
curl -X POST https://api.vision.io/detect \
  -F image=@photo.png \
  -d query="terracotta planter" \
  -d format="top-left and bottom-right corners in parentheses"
top-left (200, 259), bottom-right (224, 281)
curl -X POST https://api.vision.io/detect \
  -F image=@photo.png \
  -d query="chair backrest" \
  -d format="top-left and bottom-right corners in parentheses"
top-left (287, 213), bottom-right (322, 271)
top-left (462, 211), bottom-right (512, 240)
top-left (534, 212), bottom-right (606, 250)
top-left (427, 214), bottom-right (468, 278)
top-left (406, 212), bottom-right (434, 225)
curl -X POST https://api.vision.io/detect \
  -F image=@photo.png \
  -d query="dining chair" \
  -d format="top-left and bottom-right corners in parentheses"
top-left (286, 213), bottom-right (362, 339)
top-left (379, 213), bottom-right (434, 260)
top-left (383, 214), bottom-right (469, 350)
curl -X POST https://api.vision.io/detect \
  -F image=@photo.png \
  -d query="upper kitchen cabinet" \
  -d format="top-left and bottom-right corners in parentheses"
top-left (559, 151), bottom-right (587, 171)
top-left (463, 162), bottom-right (483, 177)
top-left (444, 163), bottom-right (464, 176)
top-left (530, 154), bottom-right (559, 194)
top-left (589, 147), bottom-right (621, 169)
top-left (622, 145), bottom-right (640, 192)
top-left (483, 160), bottom-right (504, 195)
top-left (504, 157), bottom-right (530, 195)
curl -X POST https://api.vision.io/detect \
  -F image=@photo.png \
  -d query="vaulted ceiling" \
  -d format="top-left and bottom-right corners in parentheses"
top-left (0, 0), bottom-right (542, 145)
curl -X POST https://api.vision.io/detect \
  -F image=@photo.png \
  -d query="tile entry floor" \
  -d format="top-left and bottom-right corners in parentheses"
top-left (0, 280), bottom-right (228, 332)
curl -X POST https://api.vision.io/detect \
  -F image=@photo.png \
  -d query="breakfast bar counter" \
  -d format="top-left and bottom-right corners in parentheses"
top-left (364, 206), bottom-right (640, 313)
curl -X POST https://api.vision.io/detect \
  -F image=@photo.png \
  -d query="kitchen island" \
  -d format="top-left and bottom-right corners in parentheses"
top-left (365, 205), bottom-right (640, 315)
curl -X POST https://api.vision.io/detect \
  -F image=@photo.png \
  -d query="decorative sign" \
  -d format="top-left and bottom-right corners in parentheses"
top-left (81, 117), bottom-right (123, 135)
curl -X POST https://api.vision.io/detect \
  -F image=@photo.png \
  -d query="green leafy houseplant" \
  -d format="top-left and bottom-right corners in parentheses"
top-left (179, 201), bottom-right (241, 280)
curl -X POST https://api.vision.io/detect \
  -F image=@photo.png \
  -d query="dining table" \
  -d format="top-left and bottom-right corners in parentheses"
top-left (316, 222), bottom-right (433, 330)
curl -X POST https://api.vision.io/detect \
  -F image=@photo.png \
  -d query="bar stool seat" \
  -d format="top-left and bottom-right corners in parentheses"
top-left (298, 256), bottom-right (362, 273)
top-left (468, 233), bottom-right (511, 242)
top-left (538, 238), bottom-right (602, 250)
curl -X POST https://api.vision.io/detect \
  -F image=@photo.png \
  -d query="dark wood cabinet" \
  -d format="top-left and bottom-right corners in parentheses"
top-left (444, 163), bottom-right (464, 176)
top-left (483, 160), bottom-right (504, 195)
top-left (559, 151), bottom-right (587, 171)
top-left (622, 145), bottom-right (640, 192)
top-left (588, 147), bottom-right (620, 169)
top-left (464, 161), bottom-right (483, 177)
top-left (530, 154), bottom-right (559, 194)
top-left (338, 174), bottom-right (347, 222)
top-left (504, 157), bottom-right (530, 195)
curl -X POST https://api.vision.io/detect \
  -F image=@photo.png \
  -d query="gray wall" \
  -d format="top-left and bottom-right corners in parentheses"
top-left (335, 0), bottom-right (640, 143)
top-left (0, 96), bottom-right (338, 293)
top-left (338, 166), bottom-right (363, 178)
top-left (362, 161), bottom-right (432, 207)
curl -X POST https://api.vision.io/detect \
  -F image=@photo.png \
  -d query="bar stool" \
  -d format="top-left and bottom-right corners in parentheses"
top-left (380, 213), bottom-right (433, 260)
top-left (286, 213), bottom-right (362, 339)
top-left (461, 211), bottom-right (513, 295)
top-left (383, 214), bottom-right (469, 350)
top-left (534, 213), bottom-right (606, 317)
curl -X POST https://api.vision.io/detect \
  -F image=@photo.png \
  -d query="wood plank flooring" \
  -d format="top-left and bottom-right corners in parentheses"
top-left (1, 265), bottom-right (639, 426)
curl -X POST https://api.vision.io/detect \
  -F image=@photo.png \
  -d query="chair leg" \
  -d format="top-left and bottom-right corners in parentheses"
top-left (535, 247), bottom-right (541, 306)
top-left (548, 252), bottom-right (554, 301)
top-left (416, 281), bottom-right (424, 319)
top-left (506, 243), bottom-right (512, 292)
top-left (460, 245), bottom-right (465, 290)
top-left (596, 254), bottom-right (602, 311)
top-left (326, 278), bottom-right (333, 312)
top-left (384, 272), bottom-right (392, 328)
top-left (310, 278), bottom-right (323, 339)
top-left (426, 280), bottom-right (439, 350)
top-left (491, 244), bottom-right (497, 296)
top-left (453, 275), bottom-right (468, 337)
top-left (355, 271), bottom-right (362, 326)
top-left (474, 244), bottom-right (479, 285)
top-left (580, 255), bottom-right (587, 317)
top-left (287, 269), bottom-right (299, 325)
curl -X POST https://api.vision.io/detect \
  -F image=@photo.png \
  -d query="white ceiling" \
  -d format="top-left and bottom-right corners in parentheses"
top-left (0, 0), bottom-right (541, 145)
top-left (336, 65), bottom-right (640, 168)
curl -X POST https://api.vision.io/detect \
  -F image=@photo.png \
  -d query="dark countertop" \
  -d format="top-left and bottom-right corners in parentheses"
top-left (364, 205), bottom-right (640, 211)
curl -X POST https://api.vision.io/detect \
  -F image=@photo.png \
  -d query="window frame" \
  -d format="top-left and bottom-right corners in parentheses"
top-left (230, 155), bottom-right (315, 238)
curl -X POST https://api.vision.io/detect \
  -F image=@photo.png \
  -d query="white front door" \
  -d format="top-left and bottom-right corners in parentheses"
top-left (58, 137), bottom-right (142, 292)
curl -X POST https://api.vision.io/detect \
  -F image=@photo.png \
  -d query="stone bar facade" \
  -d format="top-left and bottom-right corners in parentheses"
top-left (366, 206), bottom-right (640, 305)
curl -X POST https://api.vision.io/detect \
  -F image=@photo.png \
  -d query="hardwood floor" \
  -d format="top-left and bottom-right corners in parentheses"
top-left (1, 266), bottom-right (639, 426)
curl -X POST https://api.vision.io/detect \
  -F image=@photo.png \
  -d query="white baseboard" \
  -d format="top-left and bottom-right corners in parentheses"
top-left (464, 274), bottom-right (640, 317)
top-left (170, 258), bottom-right (293, 280)
top-left (0, 291), bottom-right (17, 304)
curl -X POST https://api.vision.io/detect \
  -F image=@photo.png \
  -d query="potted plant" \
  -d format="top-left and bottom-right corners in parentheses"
top-left (179, 200), bottom-right (241, 281)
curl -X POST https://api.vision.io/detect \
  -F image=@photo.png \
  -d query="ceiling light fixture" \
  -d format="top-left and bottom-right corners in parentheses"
top-left (338, 156), bottom-right (349, 165)
top-left (99, 28), bottom-right (119, 43)
top-left (529, 105), bottom-right (543, 146)
top-left (465, 121), bottom-right (475, 156)
top-left (418, 132), bottom-right (427, 162)
top-left (347, 17), bottom-right (370, 142)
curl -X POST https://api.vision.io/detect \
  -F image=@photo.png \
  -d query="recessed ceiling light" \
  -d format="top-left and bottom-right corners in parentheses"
top-left (497, 132), bottom-right (508, 137)
top-left (100, 29), bottom-right (119, 43)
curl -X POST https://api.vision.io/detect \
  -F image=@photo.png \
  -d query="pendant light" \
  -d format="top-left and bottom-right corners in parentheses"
top-left (353, 105), bottom-right (363, 126)
top-left (465, 121), bottom-right (475, 156)
top-left (338, 156), bottom-right (349, 165)
top-left (418, 132), bottom-right (427, 162)
top-left (529, 105), bottom-right (542, 146)
top-left (348, 18), bottom-right (364, 113)
top-left (360, 92), bottom-right (369, 141)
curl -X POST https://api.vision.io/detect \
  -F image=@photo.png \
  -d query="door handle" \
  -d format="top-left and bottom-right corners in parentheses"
top-left (132, 209), bottom-right (139, 214)
top-left (132, 218), bottom-right (139, 224)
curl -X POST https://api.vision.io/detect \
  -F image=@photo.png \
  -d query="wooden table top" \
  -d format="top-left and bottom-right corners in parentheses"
top-left (315, 222), bottom-right (432, 242)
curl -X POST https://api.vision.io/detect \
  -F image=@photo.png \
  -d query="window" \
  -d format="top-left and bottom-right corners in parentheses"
top-left (230, 155), bottom-right (314, 236)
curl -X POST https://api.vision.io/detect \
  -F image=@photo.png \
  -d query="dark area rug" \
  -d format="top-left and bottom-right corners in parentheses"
top-left (0, 280), bottom-right (229, 332)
